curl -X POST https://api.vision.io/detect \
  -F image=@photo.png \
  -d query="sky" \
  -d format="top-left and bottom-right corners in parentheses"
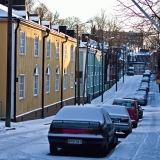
top-left (1, 74), bottom-right (160, 159)
top-left (37, 0), bottom-right (119, 22)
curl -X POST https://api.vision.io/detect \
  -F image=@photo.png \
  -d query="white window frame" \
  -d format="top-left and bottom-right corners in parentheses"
top-left (55, 66), bottom-right (60, 91)
top-left (70, 45), bottom-right (74, 61)
top-left (19, 74), bottom-right (25, 100)
top-left (56, 41), bottom-right (59, 59)
top-left (47, 39), bottom-right (51, 58)
top-left (33, 64), bottom-right (39, 96)
top-left (34, 35), bottom-right (39, 57)
top-left (20, 31), bottom-right (26, 55)
top-left (70, 73), bottom-right (74, 88)
top-left (46, 65), bottom-right (51, 93)
top-left (64, 68), bottom-right (67, 90)
top-left (64, 44), bottom-right (67, 60)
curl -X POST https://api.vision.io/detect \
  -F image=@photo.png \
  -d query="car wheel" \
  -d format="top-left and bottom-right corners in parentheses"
top-left (125, 127), bottom-right (132, 136)
top-left (133, 123), bottom-right (138, 128)
top-left (50, 145), bottom-right (57, 155)
top-left (111, 134), bottom-right (118, 149)
top-left (100, 142), bottom-right (109, 157)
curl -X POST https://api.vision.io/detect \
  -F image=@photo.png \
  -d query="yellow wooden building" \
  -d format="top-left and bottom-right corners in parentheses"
top-left (0, 4), bottom-right (76, 121)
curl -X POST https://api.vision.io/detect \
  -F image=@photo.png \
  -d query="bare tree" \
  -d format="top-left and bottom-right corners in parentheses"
top-left (91, 9), bottom-right (123, 46)
top-left (25, 0), bottom-right (36, 13)
top-left (115, 0), bottom-right (160, 49)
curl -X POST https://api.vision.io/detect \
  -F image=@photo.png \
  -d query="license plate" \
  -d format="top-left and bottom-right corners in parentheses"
top-left (68, 139), bottom-right (82, 144)
top-left (114, 119), bottom-right (120, 123)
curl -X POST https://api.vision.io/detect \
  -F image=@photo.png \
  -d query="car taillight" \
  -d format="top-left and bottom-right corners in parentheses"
top-left (85, 129), bottom-right (103, 134)
top-left (120, 118), bottom-right (129, 123)
top-left (50, 127), bottom-right (63, 133)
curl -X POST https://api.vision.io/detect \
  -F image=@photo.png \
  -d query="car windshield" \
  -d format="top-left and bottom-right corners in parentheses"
top-left (113, 100), bottom-right (134, 109)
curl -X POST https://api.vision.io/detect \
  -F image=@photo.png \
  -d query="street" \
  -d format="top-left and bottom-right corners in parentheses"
top-left (0, 74), bottom-right (160, 160)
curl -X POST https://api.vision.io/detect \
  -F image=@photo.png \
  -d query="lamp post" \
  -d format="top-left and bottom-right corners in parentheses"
top-left (123, 49), bottom-right (124, 83)
top-left (101, 39), bottom-right (104, 102)
top-left (76, 24), bottom-right (80, 105)
top-left (75, 20), bottom-right (93, 105)
top-left (115, 51), bottom-right (118, 91)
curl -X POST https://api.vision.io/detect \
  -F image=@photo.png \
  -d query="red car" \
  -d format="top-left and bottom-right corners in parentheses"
top-left (112, 98), bottom-right (139, 128)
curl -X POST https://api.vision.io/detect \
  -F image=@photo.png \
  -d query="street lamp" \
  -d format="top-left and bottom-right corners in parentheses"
top-left (75, 20), bottom-right (93, 105)
top-left (101, 36), bottom-right (114, 102)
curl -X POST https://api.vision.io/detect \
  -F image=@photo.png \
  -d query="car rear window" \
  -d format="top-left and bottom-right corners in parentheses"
top-left (113, 100), bottom-right (134, 109)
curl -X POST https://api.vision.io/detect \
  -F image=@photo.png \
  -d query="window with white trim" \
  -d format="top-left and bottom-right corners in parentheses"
top-left (20, 31), bottom-right (26, 55)
top-left (34, 36), bottom-right (39, 56)
top-left (64, 68), bottom-right (67, 89)
top-left (46, 65), bottom-right (51, 93)
top-left (64, 44), bottom-right (67, 60)
top-left (33, 64), bottom-right (39, 96)
top-left (56, 41), bottom-right (59, 59)
top-left (47, 39), bottom-right (51, 58)
top-left (70, 45), bottom-right (74, 61)
top-left (70, 73), bottom-right (74, 88)
top-left (55, 66), bottom-right (60, 91)
top-left (19, 74), bottom-right (25, 99)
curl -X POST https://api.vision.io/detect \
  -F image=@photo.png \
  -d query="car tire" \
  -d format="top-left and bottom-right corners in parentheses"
top-left (125, 127), bottom-right (132, 136)
top-left (101, 142), bottom-right (109, 157)
top-left (50, 145), bottom-right (57, 155)
top-left (133, 123), bottom-right (138, 128)
top-left (111, 134), bottom-right (118, 149)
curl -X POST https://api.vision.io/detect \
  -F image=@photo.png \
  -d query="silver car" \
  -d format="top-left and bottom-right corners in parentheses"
top-left (101, 104), bottom-right (132, 136)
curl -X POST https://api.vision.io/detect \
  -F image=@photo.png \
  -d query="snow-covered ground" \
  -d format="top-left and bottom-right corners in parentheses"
top-left (0, 74), bottom-right (160, 160)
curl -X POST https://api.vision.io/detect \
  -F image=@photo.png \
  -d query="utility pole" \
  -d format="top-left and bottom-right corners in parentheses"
top-left (101, 37), bottom-right (104, 102)
top-left (76, 25), bottom-right (80, 105)
top-left (5, 0), bottom-right (12, 127)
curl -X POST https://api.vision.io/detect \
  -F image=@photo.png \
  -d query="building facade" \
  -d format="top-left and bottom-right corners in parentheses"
top-left (0, 4), bottom-right (76, 121)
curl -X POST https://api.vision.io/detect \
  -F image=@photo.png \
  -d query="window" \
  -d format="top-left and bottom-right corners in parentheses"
top-left (47, 39), bottom-right (51, 58)
top-left (19, 75), bottom-right (25, 99)
top-left (46, 65), bottom-right (51, 93)
top-left (55, 66), bottom-right (60, 91)
top-left (33, 64), bottom-right (39, 96)
top-left (64, 68), bottom-right (67, 89)
top-left (20, 31), bottom-right (26, 55)
top-left (70, 45), bottom-right (74, 61)
top-left (70, 73), bottom-right (74, 88)
top-left (34, 36), bottom-right (39, 56)
top-left (64, 44), bottom-right (67, 60)
top-left (56, 42), bottom-right (59, 59)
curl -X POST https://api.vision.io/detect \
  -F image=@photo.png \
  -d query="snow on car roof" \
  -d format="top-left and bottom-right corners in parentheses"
top-left (53, 105), bottom-right (104, 123)
top-left (101, 105), bottom-right (129, 116)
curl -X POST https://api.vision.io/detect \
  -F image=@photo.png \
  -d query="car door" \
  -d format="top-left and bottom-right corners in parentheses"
top-left (103, 110), bottom-right (114, 143)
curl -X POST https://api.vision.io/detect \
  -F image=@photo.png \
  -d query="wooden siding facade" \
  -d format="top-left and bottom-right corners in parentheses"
top-left (0, 19), bottom-right (76, 121)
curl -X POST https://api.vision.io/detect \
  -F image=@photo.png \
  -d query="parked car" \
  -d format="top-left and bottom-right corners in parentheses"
top-left (137, 86), bottom-right (148, 95)
top-left (134, 94), bottom-right (147, 106)
top-left (138, 105), bottom-right (144, 119)
top-left (101, 104), bottom-right (132, 136)
top-left (112, 98), bottom-right (139, 128)
top-left (127, 67), bottom-right (135, 76)
top-left (48, 105), bottom-right (118, 156)
top-left (122, 96), bottom-right (145, 117)
top-left (140, 83), bottom-right (149, 92)
top-left (141, 77), bottom-right (150, 83)
top-left (143, 72), bottom-right (151, 79)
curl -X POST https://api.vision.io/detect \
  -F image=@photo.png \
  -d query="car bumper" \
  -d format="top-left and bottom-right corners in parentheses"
top-left (48, 133), bottom-right (107, 149)
top-left (114, 123), bottom-right (131, 132)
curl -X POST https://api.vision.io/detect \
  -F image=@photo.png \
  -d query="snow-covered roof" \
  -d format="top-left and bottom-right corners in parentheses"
top-left (0, 4), bottom-right (19, 18)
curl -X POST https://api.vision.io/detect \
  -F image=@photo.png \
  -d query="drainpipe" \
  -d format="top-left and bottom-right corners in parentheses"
top-left (42, 28), bottom-right (50, 118)
top-left (61, 36), bottom-right (68, 108)
top-left (14, 18), bottom-right (20, 122)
